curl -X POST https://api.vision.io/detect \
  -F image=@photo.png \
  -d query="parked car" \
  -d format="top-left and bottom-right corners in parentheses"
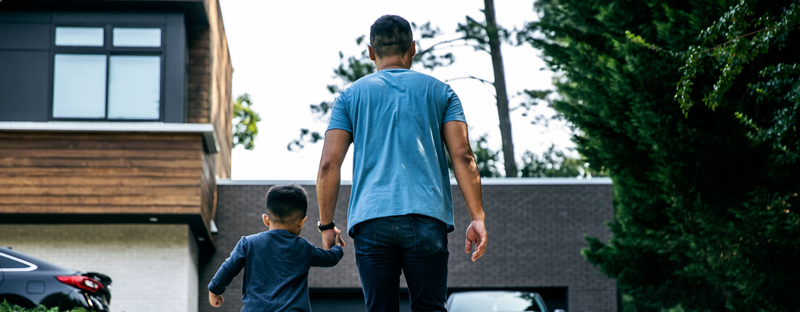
top-left (446, 290), bottom-right (554, 312)
top-left (0, 247), bottom-right (111, 311)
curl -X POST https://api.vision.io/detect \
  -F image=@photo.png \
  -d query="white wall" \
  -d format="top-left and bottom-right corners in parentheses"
top-left (0, 224), bottom-right (199, 312)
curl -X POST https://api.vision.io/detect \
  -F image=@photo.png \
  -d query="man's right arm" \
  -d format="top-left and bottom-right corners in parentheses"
top-left (442, 121), bottom-right (487, 262)
top-left (316, 129), bottom-right (352, 250)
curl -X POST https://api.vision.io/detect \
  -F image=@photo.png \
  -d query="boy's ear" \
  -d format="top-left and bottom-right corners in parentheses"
top-left (298, 216), bottom-right (308, 228)
top-left (262, 214), bottom-right (270, 227)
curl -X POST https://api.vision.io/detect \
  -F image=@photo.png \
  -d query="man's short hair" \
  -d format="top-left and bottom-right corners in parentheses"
top-left (370, 15), bottom-right (413, 58)
top-left (266, 184), bottom-right (307, 223)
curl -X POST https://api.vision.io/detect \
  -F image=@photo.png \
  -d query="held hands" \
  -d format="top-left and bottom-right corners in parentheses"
top-left (465, 219), bottom-right (487, 262)
top-left (334, 227), bottom-right (345, 247)
top-left (322, 226), bottom-right (346, 250)
top-left (208, 291), bottom-right (224, 307)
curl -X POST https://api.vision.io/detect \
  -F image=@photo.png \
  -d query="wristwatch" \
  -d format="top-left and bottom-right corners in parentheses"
top-left (317, 221), bottom-right (335, 232)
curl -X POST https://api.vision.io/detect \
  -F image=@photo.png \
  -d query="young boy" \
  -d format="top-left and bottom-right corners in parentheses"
top-left (208, 184), bottom-right (344, 311)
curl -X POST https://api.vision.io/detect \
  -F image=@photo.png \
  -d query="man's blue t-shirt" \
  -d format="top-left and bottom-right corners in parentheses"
top-left (326, 69), bottom-right (467, 236)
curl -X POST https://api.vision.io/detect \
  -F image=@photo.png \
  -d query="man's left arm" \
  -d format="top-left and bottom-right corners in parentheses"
top-left (316, 129), bottom-right (352, 249)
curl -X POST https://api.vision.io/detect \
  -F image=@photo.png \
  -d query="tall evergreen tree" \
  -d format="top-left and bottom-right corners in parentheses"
top-left (527, 0), bottom-right (800, 311)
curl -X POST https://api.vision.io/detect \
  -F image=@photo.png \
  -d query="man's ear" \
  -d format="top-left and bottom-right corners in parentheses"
top-left (368, 45), bottom-right (376, 61)
top-left (298, 216), bottom-right (308, 228)
top-left (262, 214), bottom-right (270, 227)
top-left (408, 40), bottom-right (416, 57)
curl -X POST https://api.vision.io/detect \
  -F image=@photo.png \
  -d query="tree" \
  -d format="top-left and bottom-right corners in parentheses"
top-left (290, 0), bottom-right (531, 177)
top-left (528, 0), bottom-right (799, 311)
top-left (519, 145), bottom-right (607, 178)
top-left (232, 93), bottom-right (261, 150)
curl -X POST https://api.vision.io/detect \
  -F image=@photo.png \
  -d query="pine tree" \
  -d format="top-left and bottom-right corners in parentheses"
top-left (527, 0), bottom-right (800, 310)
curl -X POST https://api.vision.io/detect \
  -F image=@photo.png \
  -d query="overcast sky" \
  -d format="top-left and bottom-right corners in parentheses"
top-left (220, 0), bottom-right (574, 181)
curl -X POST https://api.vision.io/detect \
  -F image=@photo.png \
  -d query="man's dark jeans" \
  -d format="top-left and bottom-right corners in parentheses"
top-left (353, 214), bottom-right (449, 312)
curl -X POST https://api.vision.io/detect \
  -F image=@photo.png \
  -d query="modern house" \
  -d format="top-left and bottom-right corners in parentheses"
top-left (0, 0), bottom-right (232, 311)
top-left (202, 179), bottom-right (618, 312)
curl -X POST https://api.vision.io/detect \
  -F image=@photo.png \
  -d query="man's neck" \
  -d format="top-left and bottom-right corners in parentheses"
top-left (376, 56), bottom-right (410, 71)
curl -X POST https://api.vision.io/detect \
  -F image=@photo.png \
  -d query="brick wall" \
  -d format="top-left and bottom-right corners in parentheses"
top-left (0, 224), bottom-right (198, 312)
top-left (201, 180), bottom-right (616, 312)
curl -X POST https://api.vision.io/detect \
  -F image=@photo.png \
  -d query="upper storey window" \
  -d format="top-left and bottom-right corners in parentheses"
top-left (52, 26), bottom-right (163, 121)
top-left (113, 28), bottom-right (162, 47)
top-left (55, 27), bottom-right (104, 46)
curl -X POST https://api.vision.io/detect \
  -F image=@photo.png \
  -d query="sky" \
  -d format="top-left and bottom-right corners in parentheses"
top-left (220, 0), bottom-right (574, 180)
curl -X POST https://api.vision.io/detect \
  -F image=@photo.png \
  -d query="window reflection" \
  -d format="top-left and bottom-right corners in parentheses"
top-left (55, 27), bottom-right (104, 47)
top-left (107, 55), bottom-right (161, 119)
top-left (113, 28), bottom-right (161, 47)
top-left (52, 54), bottom-right (107, 118)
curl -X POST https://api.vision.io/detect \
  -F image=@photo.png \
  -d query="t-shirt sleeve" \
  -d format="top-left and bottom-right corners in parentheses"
top-left (443, 85), bottom-right (467, 124)
top-left (308, 243), bottom-right (343, 268)
top-left (326, 92), bottom-right (353, 133)
top-left (208, 236), bottom-right (247, 295)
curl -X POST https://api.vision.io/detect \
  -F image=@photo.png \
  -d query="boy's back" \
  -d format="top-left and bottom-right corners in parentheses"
top-left (209, 230), bottom-right (343, 312)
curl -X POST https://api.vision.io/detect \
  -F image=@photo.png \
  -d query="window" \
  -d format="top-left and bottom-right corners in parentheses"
top-left (0, 252), bottom-right (38, 272)
top-left (52, 26), bottom-right (163, 120)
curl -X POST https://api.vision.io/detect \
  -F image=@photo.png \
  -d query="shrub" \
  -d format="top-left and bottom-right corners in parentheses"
top-left (0, 300), bottom-right (89, 312)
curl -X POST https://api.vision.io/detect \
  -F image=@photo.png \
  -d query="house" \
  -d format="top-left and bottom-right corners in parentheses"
top-left (0, 0), bottom-right (232, 311)
top-left (203, 179), bottom-right (618, 312)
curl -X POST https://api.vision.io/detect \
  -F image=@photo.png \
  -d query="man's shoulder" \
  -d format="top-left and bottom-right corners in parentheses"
top-left (351, 69), bottom-right (448, 88)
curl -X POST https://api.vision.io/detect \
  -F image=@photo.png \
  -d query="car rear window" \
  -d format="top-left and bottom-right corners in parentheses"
top-left (0, 252), bottom-right (36, 271)
top-left (449, 292), bottom-right (545, 312)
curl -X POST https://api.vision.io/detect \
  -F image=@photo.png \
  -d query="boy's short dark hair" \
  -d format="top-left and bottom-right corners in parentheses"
top-left (370, 15), bottom-right (413, 58)
top-left (266, 184), bottom-right (307, 223)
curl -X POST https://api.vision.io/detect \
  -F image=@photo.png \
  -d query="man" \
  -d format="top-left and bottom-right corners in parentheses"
top-left (316, 15), bottom-right (488, 312)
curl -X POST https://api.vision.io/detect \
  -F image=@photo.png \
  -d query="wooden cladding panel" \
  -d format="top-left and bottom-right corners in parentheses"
top-left (0, 132), bottom-right (204, 215)
top-left (187, 26), bottom-right (211, 125)
top-left (187, 0), bottom-right (232, 179)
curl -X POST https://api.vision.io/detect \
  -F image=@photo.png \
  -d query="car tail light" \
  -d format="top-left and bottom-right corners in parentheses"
top-left (57, 275), bottom-right (104, 293)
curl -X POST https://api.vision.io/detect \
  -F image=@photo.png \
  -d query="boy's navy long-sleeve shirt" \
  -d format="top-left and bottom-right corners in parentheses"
top-left (208, 230), bottom-right (343, 312)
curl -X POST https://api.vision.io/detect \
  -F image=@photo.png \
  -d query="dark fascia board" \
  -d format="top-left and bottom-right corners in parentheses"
top-left (0, 213), bottom-right (216, 252)
top-left (217, 177), bottom-right (614, 186)
top-left (0, 121), bottom-right (219, 153)
top-left (0, 0), bottom-right (209, 26)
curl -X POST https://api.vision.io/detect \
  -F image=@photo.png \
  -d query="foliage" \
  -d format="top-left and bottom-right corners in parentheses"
top-left (472, 134), bottom-right (504, 178)
top-left (528, 0), bottom-right (800, 311)
top-left (232, 93), bottom-right (261, 150)
top-left (289, 2), bottom-right (532, 177)
top-left (0, 300), bottom-right (89, 312)
top-left (448, 137), bottom-right (607, 178)
top-left (519, 145), bottom-right (607, 178)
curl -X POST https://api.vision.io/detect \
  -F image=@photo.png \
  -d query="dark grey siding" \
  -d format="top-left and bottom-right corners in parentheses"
top-left (0, 11), bottom-right (186, 122)
top-left (0, 13), bottom-right (52, 121)
top-left (201, 181), bottom-right (617, 312)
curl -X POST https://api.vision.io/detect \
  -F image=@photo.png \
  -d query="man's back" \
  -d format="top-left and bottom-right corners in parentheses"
top-left (316, 14), bottom-right (486, 312)
top-left (208, 230), bottom-right (343, 312)
top-left (328, 69), bottom-right (465, 235)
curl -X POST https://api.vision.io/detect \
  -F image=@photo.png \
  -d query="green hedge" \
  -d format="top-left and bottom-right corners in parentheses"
top-left (0, 300), bottom-right (89, 312)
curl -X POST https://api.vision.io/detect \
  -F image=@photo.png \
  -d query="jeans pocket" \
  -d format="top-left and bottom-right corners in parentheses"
top-left (354, 221), bottom-right (374, 254)
top-left (412, 217), bottom-right (446, 256)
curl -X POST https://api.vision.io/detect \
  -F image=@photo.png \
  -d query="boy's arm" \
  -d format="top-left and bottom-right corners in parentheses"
top-left (208, 237), bottom-right (247, 295)
top-left (209, 291), bottom-right (224, 307)
top-left (308, 228), bottom-right (344, 268)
